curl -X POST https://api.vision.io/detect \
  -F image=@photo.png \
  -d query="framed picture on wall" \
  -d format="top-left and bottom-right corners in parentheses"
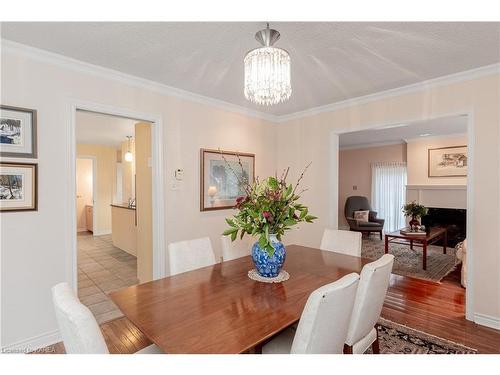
top-left (428, 145), bottom-right (467, 177)
top-left (200, 149), bottom-right (255, 211)
top-left (0, 162), bottom-right (38, 212)
top-left (0, 105), bottom-right (38, 158)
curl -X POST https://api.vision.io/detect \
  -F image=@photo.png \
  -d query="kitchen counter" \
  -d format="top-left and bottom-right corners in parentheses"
top-left (111, 204), bottom-right (137, 256)
top-left (110, 203), bottom-right (136, 210)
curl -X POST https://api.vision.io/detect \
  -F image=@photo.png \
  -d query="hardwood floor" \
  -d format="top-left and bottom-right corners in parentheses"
top-left (383, 268), bottom-right (500, 353)
top-left (37, 266), bottom-right (500, 354)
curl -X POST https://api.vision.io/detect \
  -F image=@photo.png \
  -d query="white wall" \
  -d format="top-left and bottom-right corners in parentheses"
top-left (1, 41), bottom-right (499, 349)
top-left (0, 46), bottom-right (276, 349)
top-left (276, 74), bottom-right (500, 327)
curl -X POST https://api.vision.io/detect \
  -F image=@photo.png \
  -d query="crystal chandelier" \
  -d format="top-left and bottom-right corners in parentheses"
top-left (244, 23), bottom-right (291, 106)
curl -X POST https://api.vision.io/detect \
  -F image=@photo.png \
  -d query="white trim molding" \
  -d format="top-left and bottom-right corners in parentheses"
top-left (339, 140), bottom-right (406, 151)
top-left (406, 184), bottom-right (467, 190)
top-left (404, 133), bottom-right (468, 143)
top-left (474, 313), bottom-right (500, 330)
top-left (2, 39), bottom-right (499, 124)
top-left (67, 99), bottom-right (167, 297)
top-left (1, 39), bottom-right (278, 123)
top-left (1, 329), bottom-right (60, 354)
top-left (277, 64), bottom-right (500, 123)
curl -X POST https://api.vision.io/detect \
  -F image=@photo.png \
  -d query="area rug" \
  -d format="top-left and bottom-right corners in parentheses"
top-left (372, 318), bottom-right (477, 354)
top-left (362, 237), bottom-right (460, 282)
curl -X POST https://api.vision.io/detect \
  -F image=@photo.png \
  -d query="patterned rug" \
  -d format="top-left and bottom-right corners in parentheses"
top-left (374, 318), bottom-right (477, 354)
top-left (362, 237), bottom-right (460, 282)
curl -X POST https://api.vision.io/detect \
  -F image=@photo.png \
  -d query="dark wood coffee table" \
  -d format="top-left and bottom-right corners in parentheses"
top-left (384, 227), bottom-right (447, 270)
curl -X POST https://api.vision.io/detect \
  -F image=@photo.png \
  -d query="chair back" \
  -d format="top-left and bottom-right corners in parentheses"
top-left (345, 254), bottom-right (394, 346)
top-left (291, 273), bottom-right (359, 354)
top-left (168, 236), bottom-right (216, 275)
top-left (51, 282), bottom-right (109, 354)
top-left (320, 228), bottom-right (362, 257)
top-left (221, 235), bottom-right (254, 261)
top-left (344, 196), bottom-right (371, 219)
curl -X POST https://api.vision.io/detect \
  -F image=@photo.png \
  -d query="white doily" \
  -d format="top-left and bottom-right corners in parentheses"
top-left (248, 269), bottom-right (290, 283)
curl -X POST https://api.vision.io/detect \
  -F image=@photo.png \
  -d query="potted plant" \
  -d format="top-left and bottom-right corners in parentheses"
top-left (402, 201), bottom-right (428, 230)
top-left (223, 163), bottom-right (317, 278)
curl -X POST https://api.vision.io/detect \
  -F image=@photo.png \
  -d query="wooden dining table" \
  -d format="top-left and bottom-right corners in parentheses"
top-left (109, 244), bottom-right (371, 354)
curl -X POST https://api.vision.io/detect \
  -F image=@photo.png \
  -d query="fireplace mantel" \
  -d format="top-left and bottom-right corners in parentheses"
top-left (406, 184), bottom-right (467, 209)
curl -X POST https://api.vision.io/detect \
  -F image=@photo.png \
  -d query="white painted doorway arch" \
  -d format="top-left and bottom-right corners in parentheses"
top-left (329, 111), bottom-right (475, 322)
top-left (67, 99), bottom-right (166, 290)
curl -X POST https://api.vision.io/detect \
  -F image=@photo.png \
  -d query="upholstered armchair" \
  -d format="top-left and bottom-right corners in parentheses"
top-left (344, 196), bottom-right (385, 239)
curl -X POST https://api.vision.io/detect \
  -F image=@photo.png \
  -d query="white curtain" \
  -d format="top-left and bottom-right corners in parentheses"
top-left (371, 162), bottom-right (407, 233)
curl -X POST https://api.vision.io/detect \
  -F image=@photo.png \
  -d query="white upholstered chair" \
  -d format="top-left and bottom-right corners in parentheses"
top-left (51, 283), bottom-right (162, 354)
top-left (262, 273), bottom-right (359, 354)
top-left (221, 235), bottom-right (254, 261)
top-left (344, 254), bottom-right (394, 354)
top-left (320, 228), bottom-right (362, 257)
top-left (167, 236), bottom-right (216, 276)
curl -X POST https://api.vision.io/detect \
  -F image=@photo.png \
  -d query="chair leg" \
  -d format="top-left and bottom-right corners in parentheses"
top-left (379, 231), bottom-right (382, 240)
top-left (371, 327), bottom-right (380, 354)
top-left (343, 344), bottom-right (353, 354)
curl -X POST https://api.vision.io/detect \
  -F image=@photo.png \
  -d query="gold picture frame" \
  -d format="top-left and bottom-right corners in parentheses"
top-left (200, 149), bottom-right (255, 211)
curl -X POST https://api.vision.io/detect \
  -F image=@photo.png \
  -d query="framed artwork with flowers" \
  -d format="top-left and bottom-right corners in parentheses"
top-left (200, 149), bottom-right (255, 211)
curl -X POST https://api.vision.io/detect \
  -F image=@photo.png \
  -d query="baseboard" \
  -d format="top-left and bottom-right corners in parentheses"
top-left (77, 228), bottom-right (88, 233)
top-left (1, 329), bottom-right (60, 354)
top-left (93, 229), bottom-right (112, 236)
top-left (474, 313), bottom-right (500, 330)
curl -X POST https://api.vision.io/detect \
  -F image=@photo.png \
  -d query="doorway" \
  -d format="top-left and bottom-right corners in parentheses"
top-left (74, 108), bottom-right (156, 324)
top-left (76, 157), bottom-right (95, 233)
top-left (334, 113), bottom-right (472, 320)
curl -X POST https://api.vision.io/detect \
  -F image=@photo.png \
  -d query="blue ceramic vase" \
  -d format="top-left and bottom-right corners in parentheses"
top-left (252, 234), bottom-right (286, 277)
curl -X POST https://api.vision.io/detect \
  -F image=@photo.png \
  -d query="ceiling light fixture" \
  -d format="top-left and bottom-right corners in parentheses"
top-left (244, 23), bottom-right (291, 106)
top-left (124, 136), bottom-right (133, 162)
top-left (419, 133), bottom-right (432, 137)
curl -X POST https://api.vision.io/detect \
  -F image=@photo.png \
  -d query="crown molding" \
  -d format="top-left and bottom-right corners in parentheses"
top-left (339, 140), bottom-right (406, 150)
top-left (0, 39), bottom-right (279, 123)
top-left (2, 39), bottom-right (499, 125)
top-left (403, 132), bottom-right (467, 143)
top-left (276, 63), bottom-right (500, 123)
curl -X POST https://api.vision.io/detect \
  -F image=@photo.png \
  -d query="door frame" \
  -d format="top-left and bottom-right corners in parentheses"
top-left (330, 110), bottom-right (474, 321)
top-left (76, 155), bottom-right (97, 234)
top-left (67, 99), bottom-right (166, 289)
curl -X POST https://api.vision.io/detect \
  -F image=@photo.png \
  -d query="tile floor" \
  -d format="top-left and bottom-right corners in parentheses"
top-left (77, 232), bottom-right (138, 324)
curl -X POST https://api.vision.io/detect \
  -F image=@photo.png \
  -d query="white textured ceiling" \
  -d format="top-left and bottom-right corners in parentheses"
top-left (339, 115), bottom-right (468, 149)
top-left (2, 22), bottom-right (500, 116)
top-left (76, 110), bottom-right (140, 147)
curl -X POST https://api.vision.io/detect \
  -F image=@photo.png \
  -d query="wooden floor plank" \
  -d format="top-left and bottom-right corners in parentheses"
top-left (37, 268), bottom-right (500, 354)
